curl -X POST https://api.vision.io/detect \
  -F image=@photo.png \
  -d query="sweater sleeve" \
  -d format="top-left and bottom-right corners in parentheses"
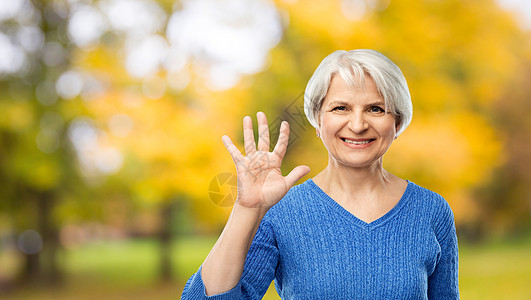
top-left (181, 218), bottom-right (279, 299)
top-left (428, 198), bottom-right (459, 299)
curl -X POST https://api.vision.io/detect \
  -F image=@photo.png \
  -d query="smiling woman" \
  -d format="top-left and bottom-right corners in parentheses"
top-left (304, 49), bottom-right (412, 137)
top-left (317, 75), bottom-right (398, 171)
top-left (181, 49), bottom-right (459, 299)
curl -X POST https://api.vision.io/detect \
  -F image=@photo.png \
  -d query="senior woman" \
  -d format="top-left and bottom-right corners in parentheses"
top-left (181, 49), bottom-right (459, 299)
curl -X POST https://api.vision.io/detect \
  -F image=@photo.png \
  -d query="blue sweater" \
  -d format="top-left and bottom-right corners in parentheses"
top-left (182, 179), bottom-right (459, 299)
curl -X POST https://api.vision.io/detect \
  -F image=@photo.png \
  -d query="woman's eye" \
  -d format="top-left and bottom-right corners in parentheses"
top-left (332, 106), bottom-right (347, 111)
top-left (369, 106), bottom-right (385, 113)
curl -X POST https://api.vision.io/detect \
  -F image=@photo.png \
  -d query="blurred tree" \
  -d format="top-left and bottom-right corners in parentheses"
top-left (472, 59), bottom-right (531, 239)
top-left (1, 0), bottom-right (281, 283)
top-left (0, 0), bottom-right (93, 284)
top-left (80, 85), bottom-right (242, 280)
top-left (50, 0), bottom-right (254, 281)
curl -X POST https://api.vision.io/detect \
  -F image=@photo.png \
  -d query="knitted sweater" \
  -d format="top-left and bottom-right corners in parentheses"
top-left (181, 179), bottom-right (459, 299)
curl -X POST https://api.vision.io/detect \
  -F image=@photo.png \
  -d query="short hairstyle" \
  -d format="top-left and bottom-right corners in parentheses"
top-left (303, 49), bottom-right (413, 136)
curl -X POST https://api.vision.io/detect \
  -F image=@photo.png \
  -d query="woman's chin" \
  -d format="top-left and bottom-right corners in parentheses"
top-left (330, 156), bottom-right (383, 169)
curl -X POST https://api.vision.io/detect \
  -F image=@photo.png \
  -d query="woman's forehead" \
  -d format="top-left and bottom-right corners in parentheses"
top-left (322, 75), bottom-right (382, 102)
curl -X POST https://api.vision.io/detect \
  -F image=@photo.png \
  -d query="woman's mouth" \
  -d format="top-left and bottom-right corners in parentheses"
top-left (340, 138), bottom-right (375, 145)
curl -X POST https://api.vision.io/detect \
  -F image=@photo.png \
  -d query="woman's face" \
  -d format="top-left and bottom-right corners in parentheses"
top-left (318, 74), bottom-right (399, 168)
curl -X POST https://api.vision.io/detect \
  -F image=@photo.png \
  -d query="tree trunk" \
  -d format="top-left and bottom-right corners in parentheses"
top-left (39, 191), bottom-right (62, 284)
top-left (20, 252), bottom-right (40, 284)
top-left (158, 200), bottom-right (175, 281)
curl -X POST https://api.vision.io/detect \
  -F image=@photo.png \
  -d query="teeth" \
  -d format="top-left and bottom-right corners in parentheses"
top-left (343, 139), bottom-right (372, 145)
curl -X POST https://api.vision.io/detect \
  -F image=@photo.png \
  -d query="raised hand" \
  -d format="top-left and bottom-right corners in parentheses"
top-left (222, 112), bottom-right (310, 213)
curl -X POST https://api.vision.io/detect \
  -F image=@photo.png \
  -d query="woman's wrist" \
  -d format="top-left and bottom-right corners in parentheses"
top-left (232, 201), bottom-right (268, 222)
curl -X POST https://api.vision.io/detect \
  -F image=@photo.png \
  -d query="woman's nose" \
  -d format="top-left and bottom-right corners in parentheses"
top-left (348, 112), bottom-right (369, 133)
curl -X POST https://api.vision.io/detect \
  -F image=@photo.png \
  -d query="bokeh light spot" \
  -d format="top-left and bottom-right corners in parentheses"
top-left (0, 0), bottom-right (26, 22)
top-left (125, 35), bottom-right (168, 78)
top-left (17, 230), bottom-right (43, 255)
top-left (0, 32), bottom-right (27, 74)
top-left (56, 70), bottom-right (85, 100)
top-left (95, 147), bottom-right (123, 174)
top-left (36, 80), bottom-right (58, 106)
top-left (36, 129), bottom-right (60, 153)
top-left (101, 0), bottom-right (166, 36)
top-left (42, 42), bottom-right (66, 67)
top-left (166, 0), bottom-right (282, 90)
top-left (341, 0), bottom-right (368, 21)
top-left (17, 26), bottom-right (44, 52)
top-left (68, 5), bottom-right (107, 48)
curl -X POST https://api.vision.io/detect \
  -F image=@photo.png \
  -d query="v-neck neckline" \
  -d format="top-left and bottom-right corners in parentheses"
top-left (307, 178), bottom-right (413, 230)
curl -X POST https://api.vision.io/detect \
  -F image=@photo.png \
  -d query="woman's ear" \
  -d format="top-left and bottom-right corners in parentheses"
top-left (394, 115), bottom-right (401, 135)
top-left (316, 114), bottom-right (322, 138)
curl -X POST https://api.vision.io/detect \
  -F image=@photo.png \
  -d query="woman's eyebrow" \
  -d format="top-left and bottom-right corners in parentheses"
top-left (327, 100), bottom-right (350, 106)
top-left (327, 100), bottom-right (385, 106)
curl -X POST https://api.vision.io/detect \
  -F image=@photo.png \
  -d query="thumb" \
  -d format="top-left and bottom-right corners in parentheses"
top-left (285, 165), bottom-right (311, 188)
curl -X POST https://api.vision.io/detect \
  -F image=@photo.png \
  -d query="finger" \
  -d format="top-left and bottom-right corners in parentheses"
top-left (273, 121), bottom-right (289, 159)
top-left (243, 116), bottom-right (256, 156)
top-left (222, 135), bottom-right (243, 165)
top-left (284, 165), bottom-right (311, 188)
top-left (256, 111), bottom-right (270, 152)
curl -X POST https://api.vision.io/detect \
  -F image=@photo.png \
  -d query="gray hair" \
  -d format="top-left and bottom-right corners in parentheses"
top-left (303, 49), bottom-right (413, 136)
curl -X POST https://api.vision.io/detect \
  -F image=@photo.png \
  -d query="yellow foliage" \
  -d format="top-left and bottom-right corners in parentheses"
top-left (385, 112), bottom-right (504, 221)
top-left (18, 156), bottom-right (61, 190)
top-left (61, 0), bottom-right (529, 229)
top-left (76, 71), bottom-right (252, 224)
top-left (0, 101), bottom-right (34, 132)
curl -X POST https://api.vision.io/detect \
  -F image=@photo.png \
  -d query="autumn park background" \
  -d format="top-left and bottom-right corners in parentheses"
top-left (0, 0), bottom-right (530, 299)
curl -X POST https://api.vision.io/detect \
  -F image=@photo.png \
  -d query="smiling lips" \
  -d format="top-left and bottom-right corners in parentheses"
top-left (340, 137), bottom-right (375, 147)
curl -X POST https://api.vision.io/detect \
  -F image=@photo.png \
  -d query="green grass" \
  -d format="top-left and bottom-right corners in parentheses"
top-left (459, 235), bottom-right (531, 299)
top-left (1, 234), bottom-right (530, 299)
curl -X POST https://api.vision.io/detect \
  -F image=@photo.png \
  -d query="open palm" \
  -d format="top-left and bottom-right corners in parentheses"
top-left (222, 112), bottom-right (310, 212)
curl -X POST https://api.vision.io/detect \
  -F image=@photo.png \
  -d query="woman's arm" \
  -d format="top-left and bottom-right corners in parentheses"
top-left (428, 201), bottom-right (459, 299)
top-left (186, 112), bottom-right (309, 297)
top-left (200, 204), bottom-right (267, 295)
top-left (181, 213), bottom-right (279, 299)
